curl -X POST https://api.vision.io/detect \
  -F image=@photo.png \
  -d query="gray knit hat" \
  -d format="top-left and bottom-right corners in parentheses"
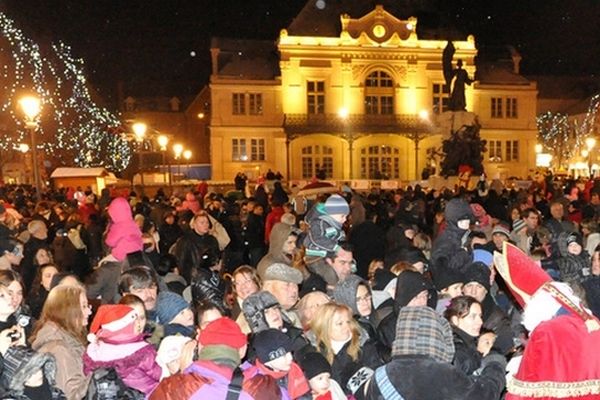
top-left (324, 194), bottom-right (349, 216)
top-left (242, 291), bottom-right (280, 333)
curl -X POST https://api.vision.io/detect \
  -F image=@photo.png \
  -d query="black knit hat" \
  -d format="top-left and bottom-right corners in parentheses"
top-left (432, 268), bottom-right (465, 292)
top-left (463, 262), bottom-right (491, 292)
top-left (252, 328), bottom-right (292, 364)
top-left (299, 352), bottom-right (331, 380)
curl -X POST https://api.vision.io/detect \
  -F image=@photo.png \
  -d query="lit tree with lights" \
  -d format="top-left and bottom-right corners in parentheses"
top-left (537, 94), bottom-right (600, 170)
top-left (0, 12), bottom-right (131, 172)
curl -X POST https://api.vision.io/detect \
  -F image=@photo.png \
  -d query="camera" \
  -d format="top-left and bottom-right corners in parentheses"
top-left (16, 315), bottom-right (31, 328)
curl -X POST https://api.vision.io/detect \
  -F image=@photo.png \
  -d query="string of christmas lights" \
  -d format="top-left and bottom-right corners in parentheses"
top-left (0, 12), bottom-right (131, 171)
top-left (536, 94), bottom-right (600, 169)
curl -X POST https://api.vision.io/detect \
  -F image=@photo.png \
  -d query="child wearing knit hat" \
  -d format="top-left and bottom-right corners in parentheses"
top-left (303, 194), bottom-right (350, 258)
top-left (299, 352), bottom-right (346, 400)
top-left (83, 304), bottom-right (163, 395)
top-left (155, 291), bottom-right (195, 337)
top-left (244, 329), bottom-right (310, 400)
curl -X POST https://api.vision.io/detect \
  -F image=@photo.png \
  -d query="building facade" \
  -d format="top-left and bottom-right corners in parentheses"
top-left (209, 4), bottom-right (538, 182)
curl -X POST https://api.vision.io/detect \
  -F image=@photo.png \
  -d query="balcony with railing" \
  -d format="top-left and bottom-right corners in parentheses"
top-left (284, 113), bottom-right (431, 137)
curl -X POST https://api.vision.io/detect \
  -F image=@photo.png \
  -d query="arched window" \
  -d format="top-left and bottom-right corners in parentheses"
top-left (360, 145), bottom-right (400, 179)
top-left (365, 71), bottom-right (394, 115)
top-left (301, 145), bottom-right (333, 179)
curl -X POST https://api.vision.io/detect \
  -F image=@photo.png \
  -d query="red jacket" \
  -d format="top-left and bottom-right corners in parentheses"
top-left (265, 206), bottom-right (285, 244)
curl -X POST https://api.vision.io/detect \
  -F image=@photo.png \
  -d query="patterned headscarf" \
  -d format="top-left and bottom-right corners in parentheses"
top-left (392, 306), bottom-right (454, 363)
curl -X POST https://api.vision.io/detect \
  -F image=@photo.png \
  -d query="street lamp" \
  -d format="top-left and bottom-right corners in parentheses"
top-left (183, 150), bottom-right (192, 179)
top-left (132, 122), bottom-right (147, 142)
top-left (157, 135), bottom-right (170, 187)
top-left (173, 143), bottom-right (183, 182)
top-left (18, 96), bottom-right (42, 200)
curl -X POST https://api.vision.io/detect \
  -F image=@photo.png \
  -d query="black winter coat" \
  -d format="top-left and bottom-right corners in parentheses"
top-left (365, 355), bottom-right (505, 400)
top-left (451, 326), bottom-right (482, 376)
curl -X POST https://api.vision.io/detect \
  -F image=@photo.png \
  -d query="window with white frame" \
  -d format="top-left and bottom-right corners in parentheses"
top-left (360, 145), bottom-right (400, 179)
top-left (506, 98), bottom-right (518, 119)
top-left (232, 93), bottom-right (245, 115)
top-left (491, 98), bottom-right (503, 118)
top-left (488, 140), bottom-right (502, 162)
top-left (301, 145), bottom-right (333, 178)
top-left (505, 140), bottom-right (519, 162)
top-left (251, 139), bottom-right (265, 161)
top-left (432, 83), bottom-right (450, 114)
top-left (364, 71), bottom-right (395, 115)
top-left (249, 93), bottom-right (263, 115)
top-left (307, 81), bottom-right (325, 114)
top-left (232, 138), bottom-right (247, 161)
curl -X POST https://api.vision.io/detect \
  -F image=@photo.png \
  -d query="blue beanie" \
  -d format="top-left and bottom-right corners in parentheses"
top-left (324, 194), bottom-right (349, 216)
top-left (156, 291), bottom-right (190, 324)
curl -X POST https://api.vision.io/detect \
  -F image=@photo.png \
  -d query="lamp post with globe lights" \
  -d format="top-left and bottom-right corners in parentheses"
top-left (18, 96), bottom-right (42, 200)
top-left (173, 143), bottom-right (183, 182)
top-left (157, 134), bottom-right (170, 187)
top-left (183, 149), bottom-right (192, 179)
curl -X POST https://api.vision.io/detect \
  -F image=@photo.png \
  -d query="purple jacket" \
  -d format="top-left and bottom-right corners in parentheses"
top-left (83, 341), bottom-right (162, 394)
top-left (150, 360), bottom-right (254, 400)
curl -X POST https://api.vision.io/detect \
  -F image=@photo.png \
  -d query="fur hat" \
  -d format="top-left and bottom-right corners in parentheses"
top-left (252, 328), bottom-right (292, 364)
top-left (324, 194), bottom-right (349, 216)
top-left (242, 291), bottom-right (280, 333)
top-left (156, 291), bottom-right (190, 325)
top-left (263, 263), bottom-right (303, 284)
top-left (88, 305), bottom-right (137, 343)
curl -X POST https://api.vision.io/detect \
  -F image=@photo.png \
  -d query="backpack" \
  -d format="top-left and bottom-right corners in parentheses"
top-left (86, 368), bottom-right (144, 400)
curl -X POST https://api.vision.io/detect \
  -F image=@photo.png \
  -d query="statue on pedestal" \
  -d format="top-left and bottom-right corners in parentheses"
top-left (443, 41), bottom-right (473, 112)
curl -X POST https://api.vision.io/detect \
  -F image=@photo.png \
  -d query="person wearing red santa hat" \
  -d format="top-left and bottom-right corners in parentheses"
top-left (494, 242), bottom-right (600, 400)
top-left (83, 304), bottom-right (163, 395)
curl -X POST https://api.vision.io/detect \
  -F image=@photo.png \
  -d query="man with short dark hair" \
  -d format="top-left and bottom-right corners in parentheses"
top-left (119, 267), bottom-right (159, 320)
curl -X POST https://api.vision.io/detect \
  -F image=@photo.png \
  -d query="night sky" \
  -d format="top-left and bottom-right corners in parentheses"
top-left (3, 1), bottom-right (600, 107)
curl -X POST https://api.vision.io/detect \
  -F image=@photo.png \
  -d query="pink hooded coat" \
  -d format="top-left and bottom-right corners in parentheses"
top-left (105, 197), bottom-right (143, 261)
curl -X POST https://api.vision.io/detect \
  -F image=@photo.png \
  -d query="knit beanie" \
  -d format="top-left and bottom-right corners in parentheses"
top-left (464, 262), bottom-right (491, 292)
top-left (156, 291), bottom-right (190, 325)
top-left (372, 269), bottom-right (396, 291)
top-left (432, 268), bottom-right (465, 292)
top-left (88, 304), bottom-right (137, 343)
top-left (252, 328), bottom-right (292, 364)
top-left (156, 335), bottom-right (193, 379)
top-left (566, 232), bottom-right (583, 247)
top-left (472, 249), bottom-right (493, 268)
top-left (299, 352), bottom-right (331, 380)
top-left (324, 194), bottom-right (349, 216)
top-left (492, 224), bottom-right (510, 238)
top-left (242, 291), bottom-right (280, 333)
top-left (199, 317), bottom-right (247, 349)
top-left (512, 219), bottom-right (526, 234)
top-left (395, 270), bottom-right (432, 308)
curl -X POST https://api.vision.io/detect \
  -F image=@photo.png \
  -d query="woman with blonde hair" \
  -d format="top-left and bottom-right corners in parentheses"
top-left (309, 303), bottom-right (382, 396)
top-left (30, 284), bottom-right (92, 400)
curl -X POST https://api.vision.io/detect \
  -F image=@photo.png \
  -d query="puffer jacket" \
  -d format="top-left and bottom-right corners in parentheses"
top-left (555, 231), bottom-right (589, 283)
top-left (105, 197), bottom-right (143, 261)
top-left (83, 340), bottom-right (162, 394)
top-left (31, 322), bottom-right (90, 400)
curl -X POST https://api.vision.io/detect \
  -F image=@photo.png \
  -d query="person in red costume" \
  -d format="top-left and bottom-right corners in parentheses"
top-left (493, 242), bottom-right (600, 400)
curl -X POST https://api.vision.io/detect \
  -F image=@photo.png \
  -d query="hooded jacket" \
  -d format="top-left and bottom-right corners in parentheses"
top-left (365, 306), bottom-right (505, 400)
top-left (105, 197), bottom-right (143, 261)
top-left (257, 223), bottom-right (296, 279)
top-left (431, 198), bottom-right (474, 277)
top-left (333, 275), bottom-right (389, 361)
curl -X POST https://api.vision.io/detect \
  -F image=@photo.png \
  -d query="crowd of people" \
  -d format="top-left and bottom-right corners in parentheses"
top-left (0, 175), bottom-right (597, 399)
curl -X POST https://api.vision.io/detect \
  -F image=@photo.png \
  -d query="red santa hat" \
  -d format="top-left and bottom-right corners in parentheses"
top-left (494, 242), bottom-right (599, 332)
top-left (88, 305), bottom-right (138, 343)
